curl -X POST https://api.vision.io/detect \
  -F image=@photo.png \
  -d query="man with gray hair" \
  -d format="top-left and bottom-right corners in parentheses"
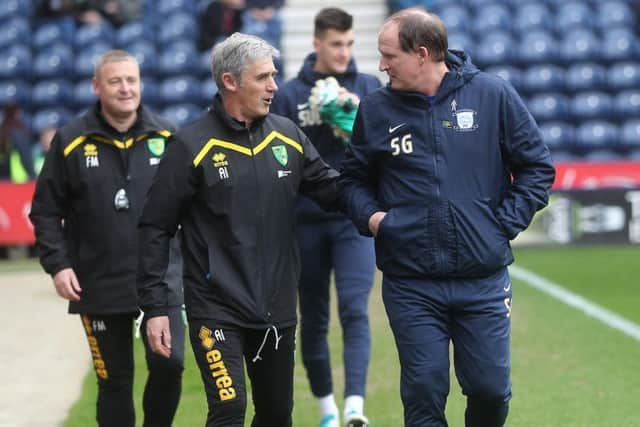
top-left (138, 33), bottom-right (340, 426)
top-left (30, 49), bottom-right (185, 427)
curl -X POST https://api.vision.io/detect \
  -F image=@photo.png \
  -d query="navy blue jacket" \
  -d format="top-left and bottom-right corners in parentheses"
top-left (340, 51), bottom-right (555, 278)
top-left (272, 53), bottom-right (381, 221)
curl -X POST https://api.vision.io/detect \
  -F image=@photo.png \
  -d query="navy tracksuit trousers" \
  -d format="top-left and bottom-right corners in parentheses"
top-left (382, 267), bottom-right (512, 427)
top-left (297, 217), bottom-right (375, 398)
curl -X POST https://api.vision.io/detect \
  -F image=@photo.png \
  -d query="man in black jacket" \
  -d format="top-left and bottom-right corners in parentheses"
top-left (30, 50), bottom-right (184, 427)
top-left (138, 33), bottom-right (339, 427)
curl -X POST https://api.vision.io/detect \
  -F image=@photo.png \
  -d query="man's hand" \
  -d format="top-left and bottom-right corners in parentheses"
top-left (146, 316), bottom-right (172, 358)
top-left (368, 211), bottom-right (387, 237)
top-left (52, 268), bottom-right (82, 301)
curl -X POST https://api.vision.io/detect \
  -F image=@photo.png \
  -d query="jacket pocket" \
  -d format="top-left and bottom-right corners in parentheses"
top-left (449, 199), bottom-right (512, 276)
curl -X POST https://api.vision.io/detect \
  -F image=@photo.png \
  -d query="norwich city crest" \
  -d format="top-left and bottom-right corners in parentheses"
top-left (147, 138), bottom-right (166, 156)
top-left (272, 145), bottom-right (288, 166)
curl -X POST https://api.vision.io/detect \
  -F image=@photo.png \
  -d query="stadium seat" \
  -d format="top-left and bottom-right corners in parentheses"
top-left (115, 21), bottom-right (154, 47)
top-left (0, 80), bottom-right (30, 108)
top-left (73, 79), bottom-right (96, 110)
top-left (74, 22), bottom-right (115, 49)
top-left (33, 47), bottom-right (74, 79)
top-left (0, 17), bottom-right (30, 50)
top-left (156, 12), bottom-right (198, 46)
top-left (516, 30), bottom-right (558, 66)
top-left (601, 28), bottom-right (639, 64)
top-left (565, 63), bottom-right (607, 93)
top-left (141, 78), bottom-right (161, 107)
top-left (438, 5), bottom-right (471, 34)
top-left (0, 0), bottom-right (31, 21)
top-left (157, 42), bottom-right (199, 77)
top-left (448, 32), bottom-right (475, 60)
top-left (31, 79), bottom-right (74, 108)
top-left (595, 1), bottom-right (635, 32)
top-left (160, 75), bottom-right (201, 105)
top-left (522, 64), bottom-right (565, 95)
top-left (582, 149), bottom-right (623, 162)
top-left (485, 65), bottom-right (523, 93)
top-left (74, 43), bottom-right (111, 79)
top-left (157, 0), bottom-right (196, 15)
top-left (549, 149), bottom-right (579, 163)
top-left (128, 41), bottom-right (158, 77)
top-left (32, 19), bottom-right (75, 50)
top-left (620, 119), bottom-right (640, 149)
top-left (471, 4), bottom-right (512, 37)
top-left (32, 108), bottom-right (74, 134)
top-left (527, 92), bottom-right (571, 122)
top-left (554, 2), bottom-right (594, 33)
top-left (570, 92), bottom-right (613, 121)
top-left (201, 78), bottom-right (218, 106)
top-left (614, 90), bottom-right (640, 118)
top-left (474, 31), bottom-right (515, 68)
top-left (539, 121), bottom-right (575, 151)
top-left (512, 3), bottom-right (553, 35)
top-left (161, 103), bottom-right (202, 127)
top-left (574, 120), bottom-right (619, 150)
top-left (559, 29), bottom-right (601, 65)
top-left (0, 44), bottom-right (31, 79)
top-left (606, 62), bottom-right (640, 91)
top-left (197, 49), bottom-right (213, 78)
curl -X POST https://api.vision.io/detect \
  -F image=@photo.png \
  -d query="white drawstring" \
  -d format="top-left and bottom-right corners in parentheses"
top-left (252, 325), bottom-right (282, 363)
top-left (134, 309), bottom-right (145, 338)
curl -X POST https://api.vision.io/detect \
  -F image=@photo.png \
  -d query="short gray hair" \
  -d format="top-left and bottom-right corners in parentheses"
top-left (211, 33), bottom-right (279, 91)
top-left (94, 49), bottom-right (139, 79)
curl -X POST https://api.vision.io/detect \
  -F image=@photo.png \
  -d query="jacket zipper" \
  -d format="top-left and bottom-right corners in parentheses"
top-left (428, 108), bottom-right (446, 271)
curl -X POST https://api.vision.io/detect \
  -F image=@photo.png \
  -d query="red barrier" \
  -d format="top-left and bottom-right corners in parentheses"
top-left (0, 181), bottom-right (36, 245)
top-left (553, 161), bottom-right (640, 190)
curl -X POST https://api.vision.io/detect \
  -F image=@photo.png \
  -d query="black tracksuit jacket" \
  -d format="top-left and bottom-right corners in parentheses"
top-left (137, 95), bottom-right (339, 328)
top-left (30, 104), bottom-right (183, 314)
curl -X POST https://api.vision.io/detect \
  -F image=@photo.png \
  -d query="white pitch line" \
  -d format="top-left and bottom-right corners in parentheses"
top-left (509, 264), bottom-right (640, 342)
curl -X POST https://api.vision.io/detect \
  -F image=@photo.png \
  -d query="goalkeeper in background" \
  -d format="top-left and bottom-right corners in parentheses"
top-left (271, 7), bottom-right (381, 427)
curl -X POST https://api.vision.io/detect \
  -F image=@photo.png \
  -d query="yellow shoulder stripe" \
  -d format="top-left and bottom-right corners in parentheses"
top-left (252, 131), bottom-right (303, 155)
top-left (63, 136), bottom-right (87, 157)
top-left (158, 129), bottom-right (172, 138)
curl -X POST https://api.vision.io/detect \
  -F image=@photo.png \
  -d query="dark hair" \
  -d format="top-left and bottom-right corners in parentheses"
top-left (386, 8), bottom-right (448, 62)
top-left (0, 104), bottom-right (25, 154)
top-left (314, 7), bottom-right (353, 38)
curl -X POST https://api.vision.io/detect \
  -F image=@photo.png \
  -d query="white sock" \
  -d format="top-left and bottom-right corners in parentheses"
top-left (318, 394), bottom-right (338, 417)
top-left (344, 395), bottom-right (364, 416)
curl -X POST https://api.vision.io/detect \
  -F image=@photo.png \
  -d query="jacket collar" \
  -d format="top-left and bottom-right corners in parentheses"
top-left (297, 52), bottom-right (359, 86)
top-left (210, 93), bottom-right (267, 132)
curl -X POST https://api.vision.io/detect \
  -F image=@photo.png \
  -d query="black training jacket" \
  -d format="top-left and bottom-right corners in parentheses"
top-left (30, 103), bottom-right (183, 315)
top-left (138, 95), bottom-right (339, 328)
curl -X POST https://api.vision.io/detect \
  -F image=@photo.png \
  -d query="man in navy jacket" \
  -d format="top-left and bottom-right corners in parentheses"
top-left (340, 9), bottom-right (555, 427)
top-left (272, 7), bottom-right (381, 427)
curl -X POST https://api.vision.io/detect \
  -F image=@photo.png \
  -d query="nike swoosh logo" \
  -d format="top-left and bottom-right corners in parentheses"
top-left (297, 103), bottom-right (309, 110)
top-left (504, 282), bottom-right (511, 292)
top-left (388, 123), bottom-right (406, 133)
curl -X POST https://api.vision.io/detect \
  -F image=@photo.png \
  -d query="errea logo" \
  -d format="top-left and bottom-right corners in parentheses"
top-left (212, 152), bottom-right (228, 167)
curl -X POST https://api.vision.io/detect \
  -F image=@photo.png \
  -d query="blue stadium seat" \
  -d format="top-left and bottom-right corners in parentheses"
top-left (74, 22), bottom-right (115, 49)
top-left (33, 47), bottom-right (73, 79)
top-left (614, 90), bottom-right (640, 118)
top-left (595, 1), bottom-right (635, 32)
top-left (512, 3), bottom-right (553, 35)
top-left (550, 149), bottom-right (580, 163)
top-left (32, 19), bottom-right (75, 50)
top-left (554, 2), bottom-right (594, 33)
top-left (570, 92), bottom-right (613, 121)
top-left (161, 103), bottom-right (202, 127)
top-left (438, 6), bottom-right (471, 35)
top-left (0, 44), bottom-right (31, 79)
top-left (485, 65), bottom-right (523, 93)
top-left (128, 41), bottom-right (158, 77)
top-left (559, 29), bottom-right (601, 65)
top-left (527, 92), bottom-right (571, 122)
top-left (73, 79), bottom-right (96, 110)
top-left (0, 0), bottom-right (32, 21)
top-left (606, 62), bottom-right (640, 91)
top-left (157, 0), bottom-right (196, 15)
top-left (115, 21), bottom-right (154, 47)
top-left (522, 64), bottom-right (565, 95)
top-left (157, 12), bottom-right (198, 46)
top-left (141, 78), bottom-right (161, 107)
top-left (620, 119), bottom-right (640, 149)
top-left (31, 79), bottom-right (74, 108)
top-left (565, 63), bottom-right (607, 93)
top-left (538, 121), bottom-right (575, 151)
top-left (32, 108), bottom-right (74, 133)
top-left (201, 78), bottom-right (218, 106)
top-left (475, 31), bottom-right (515, 68)
top-left (160, 76), bottom-right (201, 105)
top-left (0, 17), bottom-right (30, 50)
top-left (601, 28), bottom-right (639, 64)
top-left (197, 49), bottom-right (213, 78)
top-left (0, 80), bottom-right (30, 108)
top-left (448, 32), bottom-right (475, 60)
top-left (158, 42), bottom-right (199, 77)
top-left (574, 120), bottom-right (619, 150)
top-left (471, 4), bottom-right (512, 36)
top-left (582, 149), bottom-right (623, 162)
top-left (516, 30), bottom-right (558, 66)
top-left (74, 43), bottom-right (111, 79)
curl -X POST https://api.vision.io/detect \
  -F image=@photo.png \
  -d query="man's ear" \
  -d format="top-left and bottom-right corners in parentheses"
top-left (222, 72), bottom-right (238, 92)
top-left (417, 46), bottom-right (429, 64)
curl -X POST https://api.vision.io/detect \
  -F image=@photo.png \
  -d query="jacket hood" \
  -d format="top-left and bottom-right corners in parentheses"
top-left (297, 53), bottom-right (359, 86)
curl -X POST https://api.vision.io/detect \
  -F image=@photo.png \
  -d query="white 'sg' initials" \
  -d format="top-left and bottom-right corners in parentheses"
top-left (390, 134), bottom-right (413, 156)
